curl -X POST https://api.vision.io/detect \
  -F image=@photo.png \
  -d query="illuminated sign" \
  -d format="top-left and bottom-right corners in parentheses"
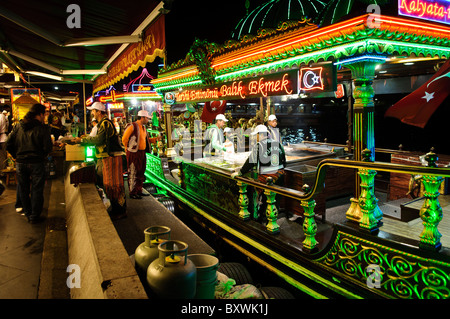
top-left (107, 102), bottom-right (124, 109)
top-left (299, 63), bottom-right (336, 93)
top-left (399, 0), bottom-right (450, 25)
top-left (300, 67), bottom-right (324, 91)
top-left (175, 70), bottom-right (298, 103)
top-left (165, 92), bottom-right (175, 105)
top-left (132, 84), bottom-right (155, 93)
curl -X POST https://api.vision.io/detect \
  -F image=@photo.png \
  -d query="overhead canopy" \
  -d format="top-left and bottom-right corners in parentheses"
top-left (0, 0), bottom-right (167, 85)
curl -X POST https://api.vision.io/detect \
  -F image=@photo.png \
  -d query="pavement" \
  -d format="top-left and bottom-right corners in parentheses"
top-left (0, 175), bottom-right (56, 299)
top-left (0, 169), bottom-right (215, 299)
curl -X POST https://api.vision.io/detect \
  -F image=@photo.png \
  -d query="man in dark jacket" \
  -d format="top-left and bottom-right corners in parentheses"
top-left (7, 104), bottom-right (52, 223)
top-left (231, 124), bottom-right (286, 220)
top-left (233, 124), bottom-right (286, 178)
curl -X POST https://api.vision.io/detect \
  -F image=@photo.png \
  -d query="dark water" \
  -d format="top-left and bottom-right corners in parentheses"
top-left (281, 127), bottom-right (321, 145)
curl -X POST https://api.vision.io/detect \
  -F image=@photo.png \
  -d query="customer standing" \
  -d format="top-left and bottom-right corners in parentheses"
top-left (122, 110), bottom-right (151, 199)
top-left (6, 104), bottom-right (52, 224)
top-left (71, 102), bottom-right (127, 220)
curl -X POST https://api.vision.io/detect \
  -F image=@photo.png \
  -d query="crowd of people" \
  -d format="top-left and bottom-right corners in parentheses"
top-left (1, 100), bottom-right (286, 225)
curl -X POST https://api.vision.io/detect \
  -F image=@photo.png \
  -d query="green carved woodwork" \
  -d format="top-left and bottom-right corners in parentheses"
top-left (419, 150), bottom-right (443, 251)
top-left (419, 175), bottom-right (443, 251)
top-left (358, 168), bottom-right (381, 233)
top-left (315, 231), bottom-right (450, 299)
top-left (237, 181), bottom-right (250, 220)
top-left (301, 198), bottom-right (318, 252)
top-left (182, 162), bottom-right (240, 215)
top-left (155, 21), bottom-right (450, 92)
top-left (145, 153), bottom-right (164, 179)
top-left (188, 38), bottom-right (216, 86)
top-left (264, 188), bottom-right (280, 234)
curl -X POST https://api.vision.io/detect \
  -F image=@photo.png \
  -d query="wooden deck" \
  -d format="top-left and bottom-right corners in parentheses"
top-left (325, 193), bottom-right (450, 249)
top-left (381, 196), bottom-right (450, 248)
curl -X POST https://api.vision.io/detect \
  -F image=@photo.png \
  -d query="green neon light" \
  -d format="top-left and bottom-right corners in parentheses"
top-left (215, 40), bottom-right (369, 81)
top-left (154, 79), bottom-right (203, 92)
top-left (145, 171), bottom-right (363, 299)
top-left (368, 39), bottom-right (450, 53)
top-left (155, 37), bottom-right (450, 92)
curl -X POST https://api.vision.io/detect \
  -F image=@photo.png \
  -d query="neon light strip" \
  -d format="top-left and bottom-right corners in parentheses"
top-left (379, 15), bottom-right (450, 34)
top-left (100, 92), bottom-right (162, 102)
top-left (215, 40), bottom-right (369, 81)
top-left (152, 68), bottom-right (198, 84)
top-left (154, 80), bottom-right (203, 92)
top-left (166, 182), bottom-right (362, 299)
top-left (212, 17), bottom-right (367, 69)
top-left (155, 14), bottom-right (450, 89)
top-left (334, 55), bottom-right (388, 65)
top-left (368, 38), bottom-right (450, 52)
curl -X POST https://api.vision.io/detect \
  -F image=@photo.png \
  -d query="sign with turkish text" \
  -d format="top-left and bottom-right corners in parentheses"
top-left (399, 0), bottom-right (450, 25)
top-left (299, 63), bottom-right (337, 92)
top-left (174, 70), bottom-right (298, 103)
top-left (132, 84), bottom-right (155, 92)
top-left (107, 102), bottom-right (124, 109)
top-left (93, 15), bottom-right (166, 92)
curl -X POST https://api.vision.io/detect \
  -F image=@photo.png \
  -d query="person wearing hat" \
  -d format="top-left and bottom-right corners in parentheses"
top-left (231, 124), bottom-right (286, 219)
top-left (267, 114), bottom-right (282, 145)
top-left (72, 102), bottom-right (127, 220)
top-left (204, 113), bottom-right (228, 157)
top-left (122, 109), bottom-right (152, 199)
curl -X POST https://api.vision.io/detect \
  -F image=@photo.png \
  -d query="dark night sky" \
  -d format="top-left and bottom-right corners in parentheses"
top-left (164, 0), bottom-right (251, 64)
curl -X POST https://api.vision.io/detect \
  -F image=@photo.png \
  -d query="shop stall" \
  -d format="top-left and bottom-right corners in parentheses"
top-left (145, 10), bottom-right (450, 299)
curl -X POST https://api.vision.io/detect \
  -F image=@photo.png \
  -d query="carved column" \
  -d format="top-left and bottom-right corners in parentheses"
top-left (264, 177), bottom-right (280, 234)
top-left (237, 181), bottom-right (250, 221)
top-left (301, 185), bottom-right (318, 252)
top-left (343, 59), bottom-right (383, 222)
top-left (419, 150), bottom-right (443, 251)
top-left (163, 103), bottom-right (173, 148)
top-left (358, 149), bottom-right (382, 233)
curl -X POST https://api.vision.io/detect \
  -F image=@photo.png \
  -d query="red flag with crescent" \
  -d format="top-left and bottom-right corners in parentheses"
top-left (200, 100), bottom-right (227, 123)
top-left (384, 59), bottom-right (450, 128)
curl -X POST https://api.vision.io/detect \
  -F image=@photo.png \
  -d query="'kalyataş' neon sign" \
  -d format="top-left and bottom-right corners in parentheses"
top-left (399, 0), bottom-right (450, 25)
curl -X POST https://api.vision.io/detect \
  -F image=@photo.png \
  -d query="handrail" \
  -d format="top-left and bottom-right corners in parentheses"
top-left (197, 158), bottom-right (450, 202)
top-left (185, 157), bottom-right (450, 201)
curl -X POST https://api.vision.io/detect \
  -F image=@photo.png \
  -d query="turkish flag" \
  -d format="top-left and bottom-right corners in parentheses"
top-left (384, 59), bottom-right (450, 128)
top-left (200, 100), bottom-right (227, 123)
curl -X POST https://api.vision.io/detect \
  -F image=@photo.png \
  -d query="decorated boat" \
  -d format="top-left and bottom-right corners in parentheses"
top-left (143, 6), bottom-right (450, 299)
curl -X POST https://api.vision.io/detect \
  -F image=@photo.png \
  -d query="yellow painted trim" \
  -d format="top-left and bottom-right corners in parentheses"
top-left (174, 192), bottom-right (363, 299)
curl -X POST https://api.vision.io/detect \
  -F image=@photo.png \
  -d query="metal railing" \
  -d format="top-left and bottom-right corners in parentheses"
top-left (219, 149), bottom-right (450, 253)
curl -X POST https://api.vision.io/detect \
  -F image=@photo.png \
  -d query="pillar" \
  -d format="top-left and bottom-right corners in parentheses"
top-left (419, 150), bottom-right (443, 251)
top-left (342, 58), bottom-right (384, 222)
top-left (163, 103), bottom-right (173, 148)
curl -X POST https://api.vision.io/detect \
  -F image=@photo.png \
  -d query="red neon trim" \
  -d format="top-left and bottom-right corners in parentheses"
top-left (212, 17), bottom-right (366, 69)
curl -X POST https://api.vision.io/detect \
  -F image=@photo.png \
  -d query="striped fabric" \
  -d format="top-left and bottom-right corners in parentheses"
top-left (126, 149), bottom-right (146, 195)
top-left (102, 155), bottom-right (126, 215)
